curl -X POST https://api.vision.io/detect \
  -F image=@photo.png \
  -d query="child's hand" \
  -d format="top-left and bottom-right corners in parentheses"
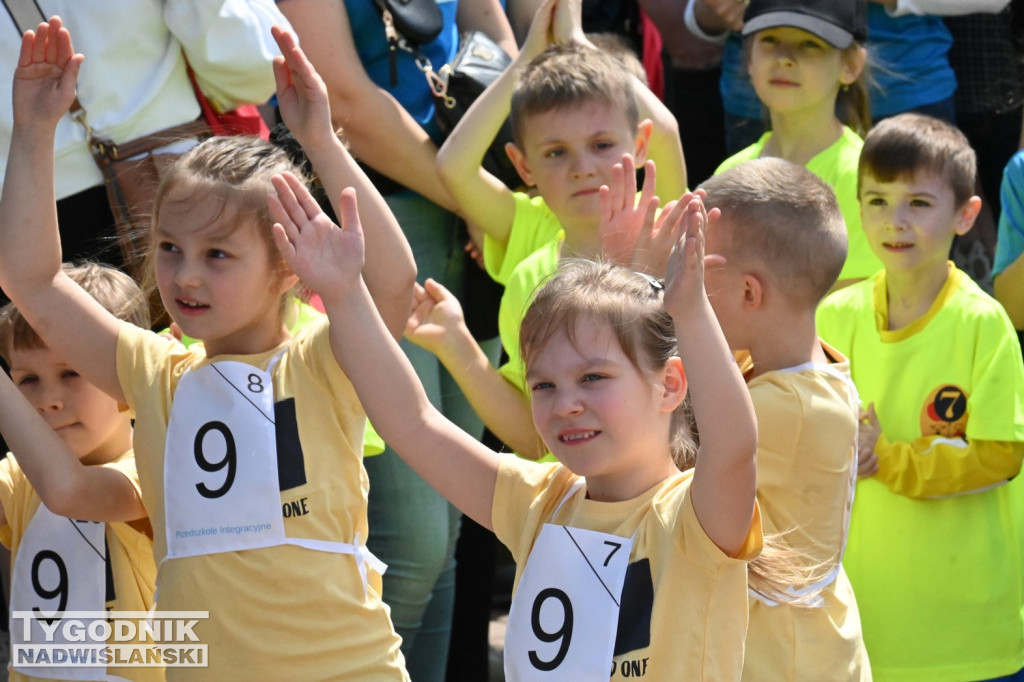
top-left (551, 0), bottom-right (587, 45)
top-left (633, 189), bottom-right (713, 278)
top-left (404, 279), bottom-right (466, 358)
top-left (663, 193), bottom-right (719, 320)
top-left (272, 26), bottom-right (333, 148)
top-left (521, 0), bottom-right (558, 59)
top-left (858, 404), bottom-right (881, 478)
top-left (13, 17), bottom-right (83, 130)
top-left (269, 172), bottom-right (364, 297)
top-left (599, 155), bottom-right (659, 268)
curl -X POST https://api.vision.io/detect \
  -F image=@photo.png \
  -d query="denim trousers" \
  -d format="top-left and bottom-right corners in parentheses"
top-left (365, 190), bottom-right (499, 681)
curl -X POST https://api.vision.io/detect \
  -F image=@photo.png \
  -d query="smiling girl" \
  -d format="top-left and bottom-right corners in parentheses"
top-left (269, 163), bottom-right (763, 679)
top-left (0, 18), bottom-right (415, 679)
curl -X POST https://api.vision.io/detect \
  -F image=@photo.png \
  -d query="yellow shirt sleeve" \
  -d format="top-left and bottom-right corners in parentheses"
top-left (874, 436), bottom-right (1024, 499)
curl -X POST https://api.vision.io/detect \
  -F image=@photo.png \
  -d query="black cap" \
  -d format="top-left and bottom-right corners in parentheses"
top-left (742, 0), bottom-right (868, 49)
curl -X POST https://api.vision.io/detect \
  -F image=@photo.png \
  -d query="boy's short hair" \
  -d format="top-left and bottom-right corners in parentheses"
top-left (858, 113), bottom-right (977, 207)
top-left (0, 262), bottom-right (149, 362)
top-left (699, 158), bottom-right (848, 304)
top-left (509, 42), bottom-right (640, 146)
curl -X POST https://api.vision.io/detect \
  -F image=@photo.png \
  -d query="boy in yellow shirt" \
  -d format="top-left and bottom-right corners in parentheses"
top-left (700, 158), bottom-right (870, 680)
top-left (818, 113), bottom-right (1024, 680)
top-left (420, 0), bottom-right (687, 458)
top-left (0, 263), bottom-right (158, 682)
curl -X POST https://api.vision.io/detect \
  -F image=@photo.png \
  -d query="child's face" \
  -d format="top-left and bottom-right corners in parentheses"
top-left (747, 27), bottom-right (860, 117)
top-left (526, 316), bottom-right (677, 500)
top-left (8, 345), bottom-right (131, 465)
top-left (860, 169), bottom-right (978, 277)
top-left (509, 101), bottom-right (647, 240)
top-left (154, 190), bottom-right (296, 356)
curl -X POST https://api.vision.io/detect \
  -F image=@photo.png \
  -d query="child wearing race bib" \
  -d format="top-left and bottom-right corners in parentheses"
top-left (0, 18), bottom-right (415, 680)
top-left (0, 263), bottom-right (158, 682)
top-left (267, 177), bottom-right (763, 680)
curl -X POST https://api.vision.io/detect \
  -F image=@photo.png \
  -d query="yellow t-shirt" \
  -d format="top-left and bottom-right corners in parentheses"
top-left (116, 319), bottom-right (407, 680)
top-left (716, 126), bottom-right (883, 282)
top-left (0, 451), bottom-right (159, 682)
top-left (817, 266), bottom-right (1024, 681)
top-left (741, 347), bottom-right (871, 681)
top-left (492, 456), bottom-right (763, 681)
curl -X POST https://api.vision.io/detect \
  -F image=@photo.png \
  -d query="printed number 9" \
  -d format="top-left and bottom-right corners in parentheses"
top-left (31, 550), bottom-right (69, 619)
top-left (528, 588), bottom-right (573, 671)
top-left (194, 421), bottom-right (237, 499)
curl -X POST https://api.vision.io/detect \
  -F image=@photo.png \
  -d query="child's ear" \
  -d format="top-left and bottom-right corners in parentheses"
top-left (741, 273), bottom-right (764, 311)
top-left (660, 356), bottom-right (688, 413)
top-left (277, 269), bottom-right (301, 296)
top-left (505, 142), bottom-right (535, 187)
top-left (840, 45), bottom-right (867, 87)
top-left (954, 195), bottom-right (983, 236)
top-left (633, 119), bottom-right (654, 166)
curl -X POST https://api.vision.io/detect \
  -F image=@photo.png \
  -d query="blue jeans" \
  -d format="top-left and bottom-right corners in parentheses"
top-left (365, 191), bottom-right (499, 682)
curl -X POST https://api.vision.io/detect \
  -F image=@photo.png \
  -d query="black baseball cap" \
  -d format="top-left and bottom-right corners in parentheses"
top-left (742, 0), bottom-right (868, 49)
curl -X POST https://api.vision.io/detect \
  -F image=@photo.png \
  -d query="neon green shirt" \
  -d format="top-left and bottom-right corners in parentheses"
top-left (817, 265), bottom-right (1024, 680)
top-left (716, 126), bottom-right (882, 283)
top-left (483, 193), bottom-right (563, 394)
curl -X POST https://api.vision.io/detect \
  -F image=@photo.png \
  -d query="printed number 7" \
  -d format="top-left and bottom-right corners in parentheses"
top-left (603, 541), bottom-right (622, 567)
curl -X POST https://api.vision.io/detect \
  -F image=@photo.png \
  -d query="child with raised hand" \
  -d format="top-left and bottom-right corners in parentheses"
top-left (0, 17), bottom-right (415, 680)
top-left (422, 0), bottom-right (687, 459)
top-left (271, 176), bottom-right (763, 680)
top-left (0, 262), bottom-right (158, 682)
top-left (715, 0), bottom-right (881, 290)
top-left (699, 158), bottom-right (870, 681)
top-left (817, 113), bottom-right (1024, 680)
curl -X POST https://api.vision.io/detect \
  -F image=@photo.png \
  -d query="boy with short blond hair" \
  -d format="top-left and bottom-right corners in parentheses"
top-left (699, 157), bottom-right (870, 681)
top-left (818, 112), bottom-right (1024, 680)
top-left (0, 261), bottom-right (158, 682)
top-left (420, 0), bottom-right (686, 458)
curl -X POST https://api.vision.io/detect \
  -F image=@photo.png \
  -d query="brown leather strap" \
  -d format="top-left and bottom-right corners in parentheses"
top-left (93, 120), bottom-right (212, 161)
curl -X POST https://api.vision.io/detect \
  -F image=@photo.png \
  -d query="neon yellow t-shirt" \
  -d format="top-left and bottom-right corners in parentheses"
top-left (817, 266), bottom-right (1024, 681)
top-left (0, 451), bottom-right (160, 682)
top-left (492, 455), bottom-right (763, 681)
top-left (483, 192), bottom-right (563, 393)
top-left (716, 126), bottom-right (882, 283)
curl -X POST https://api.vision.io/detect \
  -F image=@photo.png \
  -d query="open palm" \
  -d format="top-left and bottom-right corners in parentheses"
top-left (13, 17), bottom-right (82, 129)
top-left (269, 172), bottom-right (365, 297)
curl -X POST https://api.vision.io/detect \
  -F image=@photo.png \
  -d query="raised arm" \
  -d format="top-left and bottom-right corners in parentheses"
top-left (0, 18), bottom-right (123, 402)
top-left (405, 279), bottom-right (548, 458)
top-left (272, 27), bottom-right (414, 338)
top-left (277, 0), bottom-right (457, 211)
top-left (268, 176), bottom-right (500, 527)
top-left (436, 0), bottom-right (562, 248)
top-left (0, 372), bottom-right (144, 522)
top-left (663, 197), bottom-right (757, 556)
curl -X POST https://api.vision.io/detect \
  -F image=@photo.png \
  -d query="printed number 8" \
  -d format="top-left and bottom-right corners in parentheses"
top-left (528, 588), bottom-right (574, 671)
top-left (31, 550), bottom-right (69, 621)
top-left (194, 421), bottom-right (237, 499)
